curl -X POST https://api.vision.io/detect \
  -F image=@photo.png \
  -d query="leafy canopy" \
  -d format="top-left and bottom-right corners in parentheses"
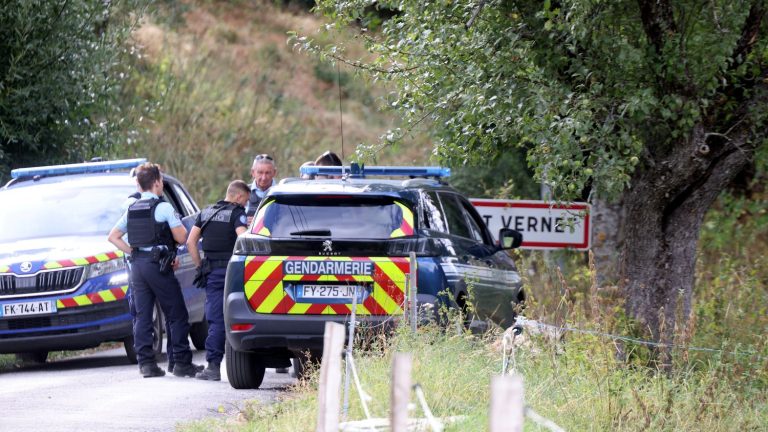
top-left (0, 0), bottom-right (146, 181)
top-left (304, 0), bottom-right (764, 200)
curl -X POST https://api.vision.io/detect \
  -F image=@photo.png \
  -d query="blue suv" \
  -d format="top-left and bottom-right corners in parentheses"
top-left (224, 165), bottom-right (525, 388)
top-left (0, 159), bottom-right (207, 364)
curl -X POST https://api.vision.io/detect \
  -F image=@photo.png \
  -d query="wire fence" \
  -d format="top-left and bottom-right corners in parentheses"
top-left (513, 316), bottom-right (765, 361)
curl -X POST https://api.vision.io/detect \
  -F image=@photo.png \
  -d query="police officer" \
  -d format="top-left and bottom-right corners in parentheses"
top-left (122, 190), bottom-right (176, 373)
top-left (108, 162), bottom-right (201, 378)
top-left (246, 154), bottom-right (277, 223)
top-left (186, 180), bottom-right (250, 381)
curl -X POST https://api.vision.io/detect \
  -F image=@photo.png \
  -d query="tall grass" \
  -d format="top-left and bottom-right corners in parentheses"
top-left (117, 0), bottom-right (433, 205)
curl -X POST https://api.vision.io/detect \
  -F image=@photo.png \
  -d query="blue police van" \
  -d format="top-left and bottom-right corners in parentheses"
top-left (224, 164), bottom-right (525, 388)
top-left (0, 159), bottom-right (207, 364)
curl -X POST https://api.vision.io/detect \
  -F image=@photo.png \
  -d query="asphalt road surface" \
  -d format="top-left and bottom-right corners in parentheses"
top-left (0, 346), bottom-right (294, 432)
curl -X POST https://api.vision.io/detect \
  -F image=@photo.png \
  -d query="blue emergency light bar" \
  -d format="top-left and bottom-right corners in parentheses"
top-left (11, 158), bottom-right (147, 179)
top-left (300, 163), bottom-right (451, 179)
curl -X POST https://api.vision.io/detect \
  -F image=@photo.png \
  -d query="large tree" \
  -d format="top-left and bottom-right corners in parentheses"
top-left (0, 0), bottom-right (145, 181)
top-left (308, 0), bottom-right (768, 357)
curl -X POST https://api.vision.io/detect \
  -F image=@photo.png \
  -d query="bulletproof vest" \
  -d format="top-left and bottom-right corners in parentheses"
top-left (127, 198), bottom-right (175, 250)
top-left (246, 189), bottom-right (262, 217)
top-left (201, 202), bottom-right (241, 260)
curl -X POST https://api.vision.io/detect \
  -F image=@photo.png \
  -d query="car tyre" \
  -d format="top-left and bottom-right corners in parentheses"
top-left (124, 335), bottom-right (138, 364)
top-left (226, 340), bottom-right (265, 389)
top-left (189, 319), bottom-right (208, 351)
top-left (16, 351), bottom-right (48, 364)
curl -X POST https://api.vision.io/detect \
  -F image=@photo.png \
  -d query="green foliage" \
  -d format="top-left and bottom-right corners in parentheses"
top-left (449, 150), bottom-right (539, 199)
top-left (302, 0), bottom-right (767, 201)
top-left (0, 0), bottom-right (148, 182)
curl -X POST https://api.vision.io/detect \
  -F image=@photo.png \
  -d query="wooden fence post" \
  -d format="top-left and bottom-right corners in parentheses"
top-left (390, 353), bottom-right (413, 432)
top-left (490, 374), bottom-right (524, 432)
top-left (316, 322), bottom-right (346, 432)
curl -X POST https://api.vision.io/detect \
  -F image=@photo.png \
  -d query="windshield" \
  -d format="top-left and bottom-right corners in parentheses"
top-left (0, 182), bottom-right (137, 242)
top-left (253, 195), bottom-right (414, 239)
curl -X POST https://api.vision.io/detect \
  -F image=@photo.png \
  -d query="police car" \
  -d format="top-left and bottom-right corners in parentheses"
top-left (0, 159), bottom-right (207, 364)
top-left (223, 164), bottom-right (525, 389)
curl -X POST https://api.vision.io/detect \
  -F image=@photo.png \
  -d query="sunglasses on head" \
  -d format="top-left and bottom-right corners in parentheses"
top-left (255, 154), bottom-right (274, 161)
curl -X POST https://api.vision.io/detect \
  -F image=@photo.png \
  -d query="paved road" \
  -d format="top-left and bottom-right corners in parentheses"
top-left (0, 347), bottom-right (294, 432)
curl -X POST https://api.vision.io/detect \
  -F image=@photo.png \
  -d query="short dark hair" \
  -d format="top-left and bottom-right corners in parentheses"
top-left (226, 179), bottom-right (250, 196)
top-left (314, 151), bottom-right (342, 166)
top-left (135, 163), bottom-right (162, 191)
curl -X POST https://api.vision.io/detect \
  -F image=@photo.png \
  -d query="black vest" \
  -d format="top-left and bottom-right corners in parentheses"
top-left (127, 198), bottom-right (175, 250)
top-left (201, 202), bottom-right (242, 260)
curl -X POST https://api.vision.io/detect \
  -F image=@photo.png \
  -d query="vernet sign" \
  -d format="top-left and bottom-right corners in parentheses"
top-left (471, 199), bottom-right (591, 250)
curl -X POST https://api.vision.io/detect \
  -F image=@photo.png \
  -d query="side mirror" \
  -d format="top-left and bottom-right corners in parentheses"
top-left (499, 228), bottom-right (523, 249)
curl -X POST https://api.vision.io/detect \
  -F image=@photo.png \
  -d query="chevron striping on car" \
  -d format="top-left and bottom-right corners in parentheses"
top-left (243, 256), bottom-right (410, 315)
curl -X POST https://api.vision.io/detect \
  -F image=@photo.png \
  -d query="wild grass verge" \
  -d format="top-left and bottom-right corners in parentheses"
top-left (180, 317), bottom-right (766, 432)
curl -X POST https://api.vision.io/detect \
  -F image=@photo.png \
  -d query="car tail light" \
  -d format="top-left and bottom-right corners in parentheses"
top-left (387, 238), bottom-right (435, 256)
top-left (233, 235), bottom-right (271, 255)
top-left (230, 323), bottom-right (254, 332)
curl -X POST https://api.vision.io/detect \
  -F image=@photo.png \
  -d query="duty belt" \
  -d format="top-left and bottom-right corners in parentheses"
top-left (206, 258), bottom-right (230, 269)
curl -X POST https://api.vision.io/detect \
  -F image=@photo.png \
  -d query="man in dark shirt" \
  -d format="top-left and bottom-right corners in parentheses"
top-left (186, 180), bottom-right (250, 381)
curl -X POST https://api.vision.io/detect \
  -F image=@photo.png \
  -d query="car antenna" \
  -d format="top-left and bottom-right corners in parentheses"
top-left (337, 61), bottom-right (345, 161)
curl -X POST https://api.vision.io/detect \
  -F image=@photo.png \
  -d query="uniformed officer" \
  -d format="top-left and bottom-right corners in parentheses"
top-left (108, 162), bottom-right (201, 378)
top-left (122, 190), bottom-right (177, 373)
top-left (186, 180), bottom-right (250, 381)
top-left (246, 154), bottom-right (277, 223)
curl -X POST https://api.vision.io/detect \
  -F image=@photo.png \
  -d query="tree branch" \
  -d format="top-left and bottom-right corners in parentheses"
top-left (730, 0), bottom-right (766, 70)
top-left (637, 0), bottom-right (677, 53)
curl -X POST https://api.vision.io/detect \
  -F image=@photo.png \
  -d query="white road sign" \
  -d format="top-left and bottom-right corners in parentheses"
top-left (471, 199), bottom-right (591, 250)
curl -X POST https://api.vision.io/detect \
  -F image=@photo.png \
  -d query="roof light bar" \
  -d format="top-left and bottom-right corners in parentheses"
top-left (11, 158), bottom-right (147, 179)
top-left (300, 163), bottom-right (451, 179)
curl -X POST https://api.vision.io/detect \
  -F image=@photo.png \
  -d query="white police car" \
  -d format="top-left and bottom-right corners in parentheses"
top-left (0, 159), bottom-right (207, 364)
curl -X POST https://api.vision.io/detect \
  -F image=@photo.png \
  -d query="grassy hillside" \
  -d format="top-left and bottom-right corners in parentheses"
top-left (119, 0), bottom-right (432, 205)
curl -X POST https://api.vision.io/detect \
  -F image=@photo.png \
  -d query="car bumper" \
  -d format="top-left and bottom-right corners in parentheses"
top-left (224, 291), bottom-right (439, 352)
top-left (0, 300), bottom-right (132, 353)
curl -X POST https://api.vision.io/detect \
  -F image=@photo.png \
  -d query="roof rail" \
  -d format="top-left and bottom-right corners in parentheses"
top-left (11, 158), bottom-right (147, 180)
top-left (299, 163), bottom-right (451, 179)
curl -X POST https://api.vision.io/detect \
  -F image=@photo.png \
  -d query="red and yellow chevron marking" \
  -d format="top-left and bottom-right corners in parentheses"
top-left (243, 256), bottom-right (411, 315)
top-left (251, 200), bottom-right (274, 236)
top-left (0, 265), bottom-right (9, 274)
top-left (56, 285), bottom-right (128, 309)
top-left (389, 202), bottom-right (414, 238)
top-left (43, 251), bottom-right (124, 270)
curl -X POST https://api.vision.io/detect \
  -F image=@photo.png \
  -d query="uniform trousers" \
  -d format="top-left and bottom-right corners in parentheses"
top-left (131, 256), bottom-right (192, 366)
top-left (203, 267), bottom-right (227, 364)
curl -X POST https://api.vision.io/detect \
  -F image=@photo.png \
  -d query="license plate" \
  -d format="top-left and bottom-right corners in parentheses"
top-left (300, 285), bottom-right (359, 300)
top-left (0, 300), bottom-right (57, 318)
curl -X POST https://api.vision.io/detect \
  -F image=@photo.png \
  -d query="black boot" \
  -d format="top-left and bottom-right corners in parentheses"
top-left (140, 362), bottom-right (166, 378)
top-left (172, 362), bottom-right (204, 378)
top-left (195, 362), bottom-right (221, 381)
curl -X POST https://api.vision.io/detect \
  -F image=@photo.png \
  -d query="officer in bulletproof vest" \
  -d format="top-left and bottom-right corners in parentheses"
top-left (122, 189), bottom-right (177, 373)
top-left (108, 162), bottom-right (202, 378)
top-left (186, 180), bottom-right (250, 381)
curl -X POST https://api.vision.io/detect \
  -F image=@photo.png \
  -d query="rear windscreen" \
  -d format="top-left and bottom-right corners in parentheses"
top-left (252, 195), bottom-right (414, 239)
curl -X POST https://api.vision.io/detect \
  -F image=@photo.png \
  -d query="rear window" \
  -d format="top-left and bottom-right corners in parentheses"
top-left (251, 195), bottom-right (414, 239)
top-left (0, 182), bottom-right (136, 242)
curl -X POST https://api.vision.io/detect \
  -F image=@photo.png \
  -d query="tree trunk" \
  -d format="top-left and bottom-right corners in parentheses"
top-left (619, 124), bottom-right (754, 367)
top-left (591, 196), bottom-right (624, 287)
